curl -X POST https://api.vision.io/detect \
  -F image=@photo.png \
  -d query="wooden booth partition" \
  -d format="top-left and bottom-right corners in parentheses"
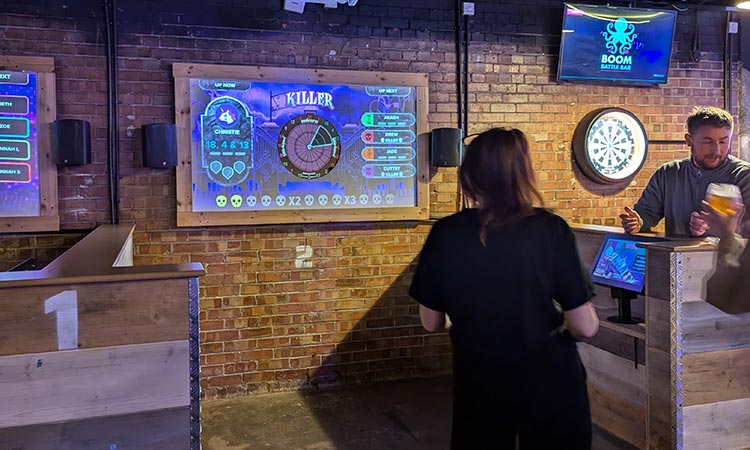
top-left (0, 225), bottom-right (205, 450)
top-left (643, 242), bottom-right (750, 450)
top-left (574, 225), bottom-right (750, 450)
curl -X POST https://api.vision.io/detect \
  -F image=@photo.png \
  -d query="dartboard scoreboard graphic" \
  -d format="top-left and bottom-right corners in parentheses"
top-left (278, 114), bottom-right (340, 179)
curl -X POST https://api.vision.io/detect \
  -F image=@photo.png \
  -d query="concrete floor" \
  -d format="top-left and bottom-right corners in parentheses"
top-left (202, 376), bottom-right (637, 450)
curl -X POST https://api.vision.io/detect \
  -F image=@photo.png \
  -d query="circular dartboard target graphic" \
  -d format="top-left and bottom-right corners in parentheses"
top-left (278, 113), bottom-right (341, 179)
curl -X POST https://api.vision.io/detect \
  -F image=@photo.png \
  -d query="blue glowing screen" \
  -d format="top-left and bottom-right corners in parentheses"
top-left (558, 3), bottom-right (676, 84)
top-left (591, 235), bottom-right (650, 292)
top-left (0, 71), bottom-right (39, 217)
top-left (189, 79), bottom-right (418, 212)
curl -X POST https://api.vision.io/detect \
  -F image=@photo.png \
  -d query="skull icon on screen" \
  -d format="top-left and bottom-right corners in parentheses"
top-left (247, 195), bottom-right (257, 207)
top-left (230, 194), bottom-right (243, 208)
top-left (215, 194), bottom-right (228, 208)
top-left (359, 194), bottom-right (369, 205)
top-left (276, 195), bottom-right (287, 206)
top-left (332, 194), bottom-right (342, 205)
top-left (304, 195), bottom-right (314, 206)
top-left (318, 194), bottom-right (328, 206)
top-left (261, 195), bottom-right (272, 207)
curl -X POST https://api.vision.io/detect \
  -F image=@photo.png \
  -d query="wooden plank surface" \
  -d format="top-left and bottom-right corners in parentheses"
top-left (647, 297), bottom-right (671, 353)
top-left (596, 307), bottom-right (646, 340)
top-left (683, 398), bottom-right (750, 449)
top-left (0, 55), bottom-right (55, 72)
top-left (588, 382), bottom-right (646, 449)
top-left (0, 340), bottom-right (189, 428)
top-left (43, 225), bottom-right (135, 277)
top-left (415, 86), bottom-right (429, 218)
top-left (646, 347), bottom-right (672, 402)
top-left (174, 76), bottom-right (192, 215)
top-left (679, 252), bottom-right (715, 304)
top-left (645, 250), bottom-right (671, 302)
top-left (648, 396), bottom-right (674, 450)
top-left (681, 302), bottom-right (750, 354)
top-left (683, 347), bottom-right (750, 406)
top-left (0, 279), bottom-right (188, 356)
top-left (0, 407), bottom-right (188, 450)
top-left (578, 342), bottom-right (647, 407)
top-left (36, 70), bottom-right (59, 227)
top-left (580, 325), bottom-right (645, 366)
top-left (173, 63), bottom-right (429, 86)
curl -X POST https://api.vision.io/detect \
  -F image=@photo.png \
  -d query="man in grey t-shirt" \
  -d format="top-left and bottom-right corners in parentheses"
top-left (620, 106), bottom-right (750, 237)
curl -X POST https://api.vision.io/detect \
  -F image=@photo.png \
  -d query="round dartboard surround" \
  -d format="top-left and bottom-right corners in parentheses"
top-left (572, 108), bottom-right (648, 185)
top-left (278, 113), bottom-right (341, 179)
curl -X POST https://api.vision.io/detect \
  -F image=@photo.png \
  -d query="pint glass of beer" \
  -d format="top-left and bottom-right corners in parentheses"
top-left (705, 183), bottom-right (742, 215)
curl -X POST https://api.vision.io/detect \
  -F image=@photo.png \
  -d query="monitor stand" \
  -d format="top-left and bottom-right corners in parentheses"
top-left (607, 287), bottom-right (643, 324)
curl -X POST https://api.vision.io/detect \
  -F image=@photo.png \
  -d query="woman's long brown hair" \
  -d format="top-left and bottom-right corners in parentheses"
top-left (458, 128), bottom-right (544, 244)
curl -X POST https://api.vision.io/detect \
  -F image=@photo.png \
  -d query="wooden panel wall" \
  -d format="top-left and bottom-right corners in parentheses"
top-left (579, 343), bottom-right (647, 449)
top-left (655, 248), bottom-right (750, 450)
top-left (0, 279), bottom-right (192, 449)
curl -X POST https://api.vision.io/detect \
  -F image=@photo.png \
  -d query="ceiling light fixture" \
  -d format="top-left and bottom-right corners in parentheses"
top-left (737, 0), bottom-right (750, 9)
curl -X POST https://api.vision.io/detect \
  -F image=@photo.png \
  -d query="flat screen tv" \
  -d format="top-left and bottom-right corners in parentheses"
top-left (557, 3), bottom-right (677, 85)
top-left (590, 233), bottom-right (667, 293)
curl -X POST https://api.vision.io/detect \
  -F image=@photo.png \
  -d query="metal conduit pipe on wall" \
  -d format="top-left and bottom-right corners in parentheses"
top-left (103, 0), bottom-right (120, 225)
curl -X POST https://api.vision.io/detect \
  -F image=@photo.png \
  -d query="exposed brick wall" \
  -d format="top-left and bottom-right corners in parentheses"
top-left (0, 232), bottom-right (83, 272)
top-left (0, 0), bottom-right (736, 399)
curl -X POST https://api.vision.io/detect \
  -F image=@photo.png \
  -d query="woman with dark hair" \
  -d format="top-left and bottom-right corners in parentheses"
top-left (410, 128), bottom-right (598, 450)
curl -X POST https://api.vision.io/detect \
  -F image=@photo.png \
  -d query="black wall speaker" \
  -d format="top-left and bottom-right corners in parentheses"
top-left (142, 123), bottom-right (177, 168)
top-left (431, 128), bottom-right (463, 167)
top-left (52, 119), bottom-right (91, 166)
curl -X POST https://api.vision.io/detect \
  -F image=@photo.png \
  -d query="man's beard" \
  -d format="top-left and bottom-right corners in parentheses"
top-left (693, 154), bottom-right (727, 170)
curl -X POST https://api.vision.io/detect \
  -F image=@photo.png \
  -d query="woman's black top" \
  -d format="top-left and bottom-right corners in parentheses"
top-left (409, 208), bottom-right (594, 364)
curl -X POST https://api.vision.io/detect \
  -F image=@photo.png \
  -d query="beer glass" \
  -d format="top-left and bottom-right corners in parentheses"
top-left (705, 183), bottom-right (742, 215)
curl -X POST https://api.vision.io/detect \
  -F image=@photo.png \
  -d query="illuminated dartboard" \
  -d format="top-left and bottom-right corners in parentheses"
top-left (573, 108), bottom-right (648, 185)
top-left (278, 113), bottom-right (341, 179)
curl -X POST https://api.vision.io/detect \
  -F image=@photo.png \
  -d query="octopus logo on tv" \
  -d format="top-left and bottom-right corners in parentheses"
top-left (600, 18), bottom-right (637, 72)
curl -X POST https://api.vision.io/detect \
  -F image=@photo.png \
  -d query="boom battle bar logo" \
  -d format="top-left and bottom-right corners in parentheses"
top-left (600, 17), bottom-right (637, 72)
top-left (272, 90), bottom-right (335, 112)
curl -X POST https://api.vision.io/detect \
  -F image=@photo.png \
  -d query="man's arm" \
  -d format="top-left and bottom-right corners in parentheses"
top-left (633, 168), bottom-right (666, 232)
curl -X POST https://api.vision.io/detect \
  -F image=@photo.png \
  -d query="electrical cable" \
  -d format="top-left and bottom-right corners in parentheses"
top-left (103, 0), bottom-right (120, 224)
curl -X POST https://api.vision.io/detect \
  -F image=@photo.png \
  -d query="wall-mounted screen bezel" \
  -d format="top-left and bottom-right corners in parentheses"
top-left (557, 3), bottom-right (677, 85)
top-left (173, 63), bottom-right (429, 227)
top-left (590, 232), bottom-right (667, 293)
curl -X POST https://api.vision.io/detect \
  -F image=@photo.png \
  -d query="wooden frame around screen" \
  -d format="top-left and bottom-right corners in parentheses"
top-left (0, 55), bottom-right (59, 233)
top-left (173, 63), bottom-right (429, 227)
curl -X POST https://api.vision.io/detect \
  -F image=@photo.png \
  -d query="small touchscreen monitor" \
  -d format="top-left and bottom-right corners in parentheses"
top-left (590, 233), bottom-right (666, 293)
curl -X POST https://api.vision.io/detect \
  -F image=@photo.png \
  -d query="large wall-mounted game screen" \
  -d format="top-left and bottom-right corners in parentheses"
top-left (174, 64), bottom-right (429, 227)
top-left (0, 56), bottom-right (59, 234)
top-left (0, 70), bottom-right (40, 218)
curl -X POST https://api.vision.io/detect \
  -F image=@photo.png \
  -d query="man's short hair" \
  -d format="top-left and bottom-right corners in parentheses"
top-left (687, 106), bottom-right (734, 135)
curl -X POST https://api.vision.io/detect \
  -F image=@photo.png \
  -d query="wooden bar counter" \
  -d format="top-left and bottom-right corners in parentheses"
top-left (0, 225), bottom-right (205, 450)
top-left (572, 224), bottom-right (750, 450)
